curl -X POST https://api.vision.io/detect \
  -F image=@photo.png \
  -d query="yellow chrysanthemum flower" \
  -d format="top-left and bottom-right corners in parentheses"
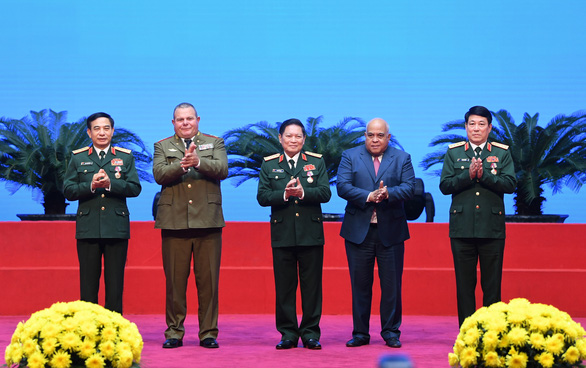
top-left (576, 338), bottom-right (586, 357)
top-left (4, 343), bottom-right (14, 366)
top-left (544, 334), bottom-right (564, 355)
top-left (78, 338), bottom-right (97, 359)
top-left (448, 352), bottom-right (459, 367)
top-left (562, 345), bottom-right (581, 364)
top-left (50, 350), bottom-right (72, 368)
top-left (482, 329), bottom-right (499, 351)
top-left (26, 351), bottom-right (47, 368)
top-left (61, 317), bottom-right (78, 332)
top-left (80, 321), bottom-right (99, 339)
top-left (101, 325), bottom-right (118, 341)
top-left (40, 321), bottom-right (61, 339)
top-left (99, 340), bottom-right (116, 360)
top-left (463, 326), bottom-right (481, 346)
top-left (41, 337), bottom-right (58, 356)
top-left (10, 322), bottom-right (24, 344)
top-left (114, 350), bottom-right (134, 368)
top-left (85, 353), bottom-right (106, 368)
top-left (10, 343), bottom-right (23, 364)
top-left (459, 346), bottom-right (479, 367)
top-left (535, 352), bottom-right (555, 368)
top-left (507, 326), bottom-right (528, 346)
top-left (22, 337), bottom-right (39, 356)
top-left (505, 350), bottom-right (528, 368)
top-left (482, 351), bottom-right (500, 367)
top-left (59, 331), bottom-right (82, 351)
top-left (529, 332), bottom-right (545, 349)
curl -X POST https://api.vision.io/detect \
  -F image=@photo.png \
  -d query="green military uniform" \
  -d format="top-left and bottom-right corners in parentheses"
top-left (64, 145), bottom-right (142, 314)
top-left (153, 132), bottom-right (228, 341)
top-left (257, 151), bottom-right (331, 345)
top-left (439, 140), bottom-right (517, 325)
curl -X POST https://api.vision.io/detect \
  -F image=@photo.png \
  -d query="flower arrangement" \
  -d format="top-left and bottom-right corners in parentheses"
top-left (449, 298), bottom-right (586, 368)
top-left (4, 301), bottom-right (143, 368)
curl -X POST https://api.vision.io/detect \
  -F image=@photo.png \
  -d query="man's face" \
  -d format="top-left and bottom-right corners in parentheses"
top-left (87, 117), bottom-right (114, 150)
top-left (172, 107), bottom-right (200, 139)
top-left (365, 119), bottom-right (390, 156)
top-left (279, 124), bottom-right (306, 157)
top-left (466, 114), bottom-right (492, 145)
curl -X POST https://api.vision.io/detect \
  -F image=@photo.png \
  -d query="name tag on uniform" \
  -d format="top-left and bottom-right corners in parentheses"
top-left (272, 169), bottom-right (284, 173)
top-left (81, 162), bottom-right (93, 165)
top-left (457, 158), bottom-right (470, 162)
top-left (199, 143), bottom-right (213, 150)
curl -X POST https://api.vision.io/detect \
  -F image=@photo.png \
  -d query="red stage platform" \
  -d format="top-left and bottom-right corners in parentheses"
top-left (0, 222), bottom-right (584, 317)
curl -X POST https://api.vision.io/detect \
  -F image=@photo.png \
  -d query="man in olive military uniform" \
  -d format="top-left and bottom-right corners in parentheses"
top-left (154, 103), bottom-right (228, 350)
top-left (257, 118), bottom-right (331, 350)
top-left (64, 112), bottom-right (142, 314)
top-left (439, 105), bottom-right (517, 326)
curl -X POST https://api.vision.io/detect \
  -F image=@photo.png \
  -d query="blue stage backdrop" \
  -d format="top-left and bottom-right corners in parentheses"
top-left (1, 1), bottom-right (585, 223)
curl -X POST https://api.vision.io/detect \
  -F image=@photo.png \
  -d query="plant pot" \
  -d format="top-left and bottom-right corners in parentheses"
top-left (17, 214), bottom-right (76, 221)
top-left (505, 214), bottom-right (568, 223)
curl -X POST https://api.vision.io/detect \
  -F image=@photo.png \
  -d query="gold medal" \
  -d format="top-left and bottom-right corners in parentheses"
top-left (115, 172), bottom-right (121, 179)
top-left (307, 177), bottom-right (314, 183)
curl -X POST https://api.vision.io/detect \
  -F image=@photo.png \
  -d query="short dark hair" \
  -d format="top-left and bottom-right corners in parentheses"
top-left (279, 118), bottom-right (306, 136)
top-left (86, 112), bottom-right (114, 129)
top-left (173, 102), bottom-right (198, 119)
top-left (465, 106), bottom-right (492, 125)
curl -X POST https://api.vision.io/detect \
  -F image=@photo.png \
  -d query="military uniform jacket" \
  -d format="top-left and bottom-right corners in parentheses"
top-left (257, 151), bottom-right (332, 248)
top-left (64, 146), bottom-right (142, 239)
top-left (439, 141), bottom-right (517, 239)
top-left (153, 132), bottom-right (228, 230)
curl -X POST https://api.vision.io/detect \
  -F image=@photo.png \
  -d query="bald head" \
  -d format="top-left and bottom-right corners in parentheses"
top-left (365, 118), bottom-right (391, 156)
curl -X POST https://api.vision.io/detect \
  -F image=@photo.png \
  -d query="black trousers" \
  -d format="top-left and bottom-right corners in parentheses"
top-left (272, 245), bottom-right (323, 343)
top-left (451, 237), bottom-right (505, 326)
top-left (77, 238), bottom-right (128, 314)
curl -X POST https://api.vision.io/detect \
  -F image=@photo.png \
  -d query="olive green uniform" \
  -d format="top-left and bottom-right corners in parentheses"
top-left (257, 151), bottom-right (331, 344)
top-left (440, 141), bottom-right (516, 326)
top-left (64, 145), bottom-right (142, 314)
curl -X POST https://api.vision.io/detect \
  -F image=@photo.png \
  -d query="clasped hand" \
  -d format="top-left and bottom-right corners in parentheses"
top-left (181, 144), bottom-right (200, 170)
top-left (92, 169), bottom-right (110, 189)
top-left (469, 157), bottom-right (484, 179)
top-left (285, 177), bottom-right (304, 199)
top-left (368, 180), bottom-right (388, 203)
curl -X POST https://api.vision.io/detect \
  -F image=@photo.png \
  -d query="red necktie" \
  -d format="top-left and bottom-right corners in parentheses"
top-left (374, 156), bottom-right (380, 175)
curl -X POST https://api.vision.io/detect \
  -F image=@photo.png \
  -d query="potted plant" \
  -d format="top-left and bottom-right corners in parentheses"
top-left (0, 109), bottom-right (153, 220)
top-left (421, 109), bottom-right (586, 222)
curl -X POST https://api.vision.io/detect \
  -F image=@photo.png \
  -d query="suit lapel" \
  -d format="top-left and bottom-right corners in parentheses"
top-left (376, 150), bottom-right (393, 182)
top-left (360, 148), bottom-right (377, 181)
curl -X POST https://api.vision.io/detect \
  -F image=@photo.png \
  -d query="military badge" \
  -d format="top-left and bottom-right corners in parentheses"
top-left (491, 169), bottom-right (497, 175)
top-left (115, 172), bottom-right (121, 179)
top-left (491, 163), bottom-right (497, 169)
top-left (199, 143), bottom-right (213, 150)
top-left (457, 158), bottom-right (470, 162)
top-left (81, 162), bottom-right (93, 166)
top-left (111, 158), bottom-right (123, 166)
top-left (272, 169), bottom-right (284, 173)
top-left (486, 156), bottom-right (499, 163)
top-left (303, 164), bottom-right (316, 171)
top-left (307, 171), bottom-right (314, 176)
top-left (307, 177), bottom-right (314, 183)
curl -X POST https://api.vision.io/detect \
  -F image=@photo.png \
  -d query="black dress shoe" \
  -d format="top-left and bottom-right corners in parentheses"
top-left (276, 339), bottom-right (297, 349)
top-left (303, 338), bottom-right (322, 350)
top-left (200, 338), bottom-right (219, 348)
top-left (385, 337), bottom-right (402, 348)
top-left (162, 338), bottom-right (183, 349)
top-left (346, 337), bottom-right (369, 347)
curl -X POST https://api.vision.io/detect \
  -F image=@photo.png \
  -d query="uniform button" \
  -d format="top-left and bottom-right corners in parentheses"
top-left (476, 192), bottom-right (480, 196)
top-left (291, 176), bottom-right (294, 180)
top-left (84, 169), bottom-right (88, 173)
top-left (499, 211), bottom-right (502, 215)
top-left (101, 206), bottom-right (105, 211)
top-left (295, 213), bottom-right (299, 217)
top-left (101, 194), bottom-right (105, 198)
top-left (188, 184), bottom-right (192, 188)
top-left (273, 219), bottom-right (277, 223)
top-left (453, 210), bottom-right (457, 214)
top-left (295, 200), bottom-right (298, 204)
top-left (476, 205), bottom-right (480, 209)
top-left (460, 166), bottom-right (464, 170)
top-left (189, 200), bottom-right (193, 204)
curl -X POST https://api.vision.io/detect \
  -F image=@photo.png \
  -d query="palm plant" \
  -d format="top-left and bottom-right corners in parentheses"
top-left (223, 116), bottom-right (404, 186)
top-left (421, 109), bottom-right (586, 216)
top-left (0, 109), bottom-right (153, 214)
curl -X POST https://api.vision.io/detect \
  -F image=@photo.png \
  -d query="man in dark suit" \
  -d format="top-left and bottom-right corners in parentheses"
top-left (153, 102), bottom-right (228, 349)
top-left (257, 119), bottom-right (331, 350)
top-left (337, 118), bottom-right (415, 348)
top-left (64, 112), bottom-right (142, 315)
top-left (440, 105), bottom-right (516, 326)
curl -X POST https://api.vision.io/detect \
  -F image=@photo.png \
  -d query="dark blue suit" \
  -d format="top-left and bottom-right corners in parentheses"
top-left (337, 145), bottom-right (415, 341)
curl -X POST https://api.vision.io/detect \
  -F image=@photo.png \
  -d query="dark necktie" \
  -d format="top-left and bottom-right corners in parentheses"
top-left (373, 156), bottom-right (380, 175)
top-left (475, 147), bottom-right (482, 158)
top-left (289, 159), bottom-right (295, 171)
top-left (99, 151), bottom-right (105, 161)
top-left (184, 139), bottom-right (192, 149)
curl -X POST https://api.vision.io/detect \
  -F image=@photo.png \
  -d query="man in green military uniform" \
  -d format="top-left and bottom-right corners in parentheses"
top-left (64, 112), bottom-right (142, 314)
top-left (439, 105), bottom-right (517, 326)
top-left (257, 118), bottom-right (331, 350)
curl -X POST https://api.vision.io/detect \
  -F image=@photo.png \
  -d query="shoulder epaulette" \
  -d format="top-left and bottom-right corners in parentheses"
top-left (491, 142), bottom-right (509, 150)
top-left (114, 146), bottom-right (132, 154)
top-left (157, 136), bottom-right (174, 143)
top-left (448, 141), bottom-right (466, 149)
top-left (264, 153), bottom-right (280, 161)
top-left (72, 147), bottom-right (90, 155)
top-left (202, 132), bottom-right (220, 139)
top-left (304, 151), bottom-right (323, 158)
